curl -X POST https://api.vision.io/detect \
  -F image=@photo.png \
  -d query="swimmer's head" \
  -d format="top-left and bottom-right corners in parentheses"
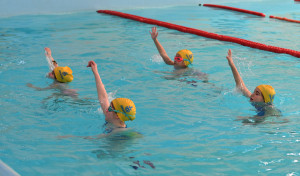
top-left (111, 98), bottom-right (136, 122)
top-left (174, 49), bottom-right (193, 68)
top-left (250, 85), bottom-right (275, 104)
top-left (53, 66), bottom-right (73, 83)
top-left (257, 85), bottom-right (275, 104)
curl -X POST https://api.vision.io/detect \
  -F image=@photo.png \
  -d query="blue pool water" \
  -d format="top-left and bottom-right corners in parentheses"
top-left (1, 0), bottom-right (300, 175)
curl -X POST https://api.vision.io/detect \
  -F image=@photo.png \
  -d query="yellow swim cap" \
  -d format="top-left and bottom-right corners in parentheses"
top-left (54, 66), bottom-right (73, 83)
top-left (176, 49), bottom-right (194, 66)
top-left (257, 85), bottom-right (275, 104)
top-left (111, 98), bottom-right (136, 121)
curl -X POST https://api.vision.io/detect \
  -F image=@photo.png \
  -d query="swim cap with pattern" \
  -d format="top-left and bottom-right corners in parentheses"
top-left (111, 98), bottom-right (136, 121)
top-left (176, 49), bottom-right (194, 66)
top-left (257, 84), bottom-right (275, 104)
top-left (54, 66), bottom-right (73, 83)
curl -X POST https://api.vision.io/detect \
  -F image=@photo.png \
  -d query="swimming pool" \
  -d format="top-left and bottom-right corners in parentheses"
top-left (1, 0), bottom-right (300, 175)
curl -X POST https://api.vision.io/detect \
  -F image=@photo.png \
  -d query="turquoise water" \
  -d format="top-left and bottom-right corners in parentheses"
top-left (1, 0), bottom-right (300, 175)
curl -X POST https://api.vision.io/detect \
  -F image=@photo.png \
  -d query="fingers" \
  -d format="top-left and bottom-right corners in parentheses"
top-left (226, 49), bottom-right (233, 63)
top-left (87, 60), bottom-right (97, 68)
top-left (152, 26), bottom-right (156, 32)
top-left (153, 27), bottom-right (157, 34)
top-left (45, 47), bottom-right (51, 54)
top-left (150, 27), bottom-right (157, 34)
top-left (226, 49), bottom-right (232, 58)
top-left (87, 60), bottom-right (94, 67)
top-left (150, 27), bottom-right (158, 40)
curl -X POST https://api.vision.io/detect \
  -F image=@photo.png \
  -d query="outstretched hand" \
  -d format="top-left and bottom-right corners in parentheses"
top-left (45, 47), bottom-right (52, 57)
top-left (226, 49), bottom-right (233, 63)
top-left (87, 60), bottom-right (98, 72)
top-left (149, 27), bottom-right (158, 40)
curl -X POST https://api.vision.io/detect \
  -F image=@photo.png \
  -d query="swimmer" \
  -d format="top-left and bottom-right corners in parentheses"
top-left (226, 49), bottom-right (281, 120)
top-left (150, 27), bottom-right (208, 84)
top-left (26, 47), bottom-right (77, 97)
top-left (150, 27), bottom-right (193, 69)
top-left (45, 47), bottom-right (73, 83)
top-left (57, 61), bottom-right (138, 139)
top-left (87, 60), bottom-right (136, 129)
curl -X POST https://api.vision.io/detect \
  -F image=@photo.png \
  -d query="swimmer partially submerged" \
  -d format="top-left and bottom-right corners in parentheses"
top-left (45, 47), bottom-right (73, 83)
top-left (58, 61), bottom-right (137, 139)
top-left (225, 49), bottom-right (281, 119)
top-left (150, 27), bottom-right (208, 84)
top-left (87, 60), bottom-right (136, 129)
top-left (27, 47), bottom-right (77, 97)
top-left (150, 27), bottom-right (194, 69)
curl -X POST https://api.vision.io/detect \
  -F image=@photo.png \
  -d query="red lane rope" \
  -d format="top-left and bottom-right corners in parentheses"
top-left (270, 15), bottom-right (300, 23)
top-left (97, 10), bottom-right (300, 58)
top-left (203, 4), bottom-right (265, 17)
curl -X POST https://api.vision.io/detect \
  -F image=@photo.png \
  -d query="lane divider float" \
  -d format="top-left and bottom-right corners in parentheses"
top-left (202, 4), bottom-right (266, 17)
top-left (97, 10), bottom-right (300, 58)
top-left (270, 15), bottom-right (300, 23)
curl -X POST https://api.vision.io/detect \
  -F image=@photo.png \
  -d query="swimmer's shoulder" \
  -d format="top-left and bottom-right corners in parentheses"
top-left (260, 105), bottom-right (281, 117)
top-left (104, 125), bottom-right (143, 139)
top-left (266, 105), bottom-right (281, 116)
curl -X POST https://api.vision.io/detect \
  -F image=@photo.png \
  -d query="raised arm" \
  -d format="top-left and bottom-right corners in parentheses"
top-left (87, 61), bottom-right (110, 115)
top-left (45, 47), bottom-right (53, 59)
top-left (150, 27), bottom-right (174, 65)
top-left (226, 49), bottom-right (251, 97)
top-left (45, 47), bottom-right (58, 68)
